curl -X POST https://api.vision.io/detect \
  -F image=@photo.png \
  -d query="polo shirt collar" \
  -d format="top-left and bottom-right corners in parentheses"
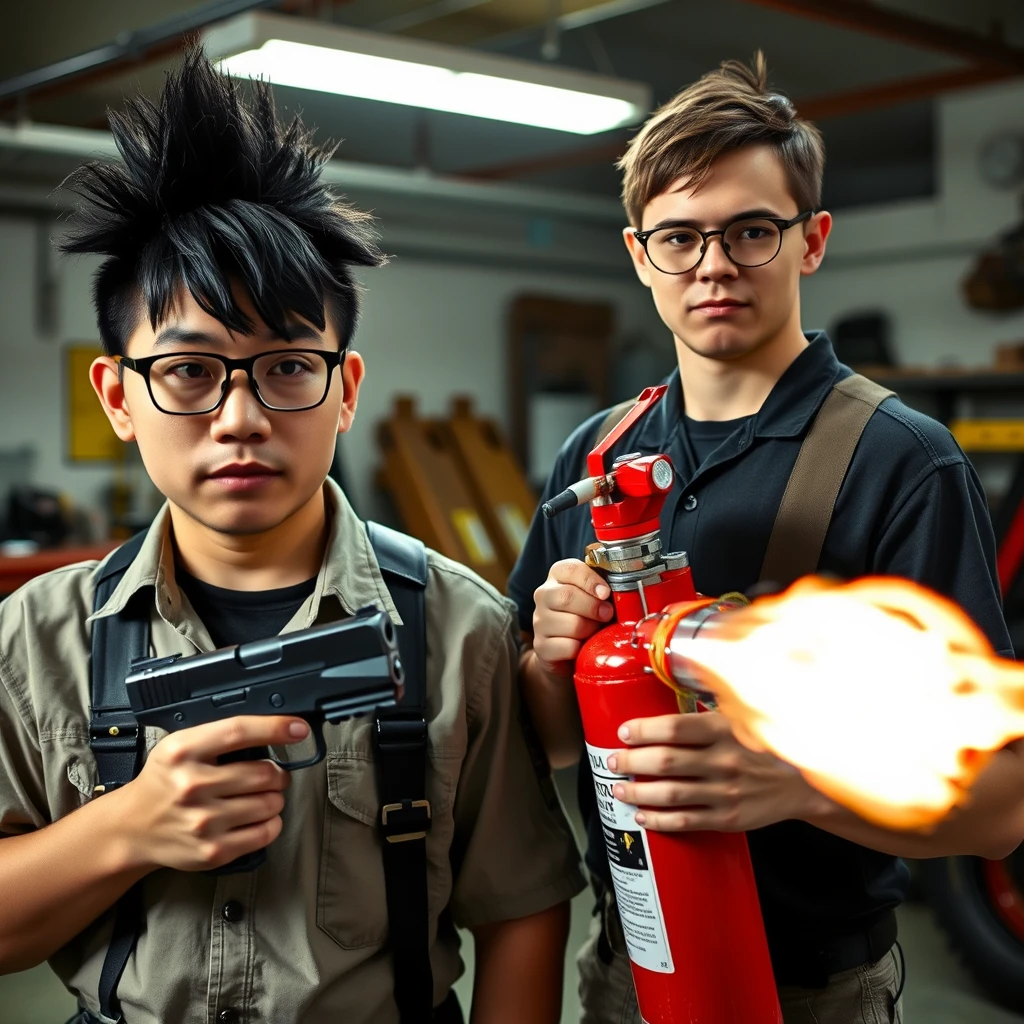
top-left (632, 330), bottom-right (844, 452)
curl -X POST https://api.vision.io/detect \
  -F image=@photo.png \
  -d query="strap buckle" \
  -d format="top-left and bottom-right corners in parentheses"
top-left (381, 799), bottom-right (432, 843)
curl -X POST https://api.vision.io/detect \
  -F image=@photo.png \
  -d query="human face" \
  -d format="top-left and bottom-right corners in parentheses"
top-left (91, 285), bottom-right (364, 537)
top-left (623, 145), bottom-right (831, 364)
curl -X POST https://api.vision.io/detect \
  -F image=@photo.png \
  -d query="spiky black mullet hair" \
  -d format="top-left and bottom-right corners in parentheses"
top-left (60, 46), bottom-right (385, 356)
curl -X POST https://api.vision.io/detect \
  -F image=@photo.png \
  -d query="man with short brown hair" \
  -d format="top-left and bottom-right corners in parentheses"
top-left (511, 53), bottom-right (1019, 1023)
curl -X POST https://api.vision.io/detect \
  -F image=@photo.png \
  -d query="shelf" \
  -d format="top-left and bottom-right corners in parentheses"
top-left (951, 420), bottom-right (1024, 452)
top-left (0, 542), bottom-right (119, 596)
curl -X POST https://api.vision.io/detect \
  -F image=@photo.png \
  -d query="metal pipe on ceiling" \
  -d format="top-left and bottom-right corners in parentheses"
top-left (0, 0), bottom-right (284, 106)
top-left (0, 180), bottom-right (629, 276)
top-left (0, 122), bottom-right (625, 223)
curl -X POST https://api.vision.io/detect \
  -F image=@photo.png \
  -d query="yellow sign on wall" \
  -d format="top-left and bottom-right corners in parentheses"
top-left (66, 345), bottom-right (121, 461)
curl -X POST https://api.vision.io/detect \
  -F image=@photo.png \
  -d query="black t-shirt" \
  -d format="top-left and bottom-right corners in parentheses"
top-left (507, 332), bottom-right (1013, 972)
top-left (682, 413), bottom-right (753, 468)
top-left (176, 567), bottom-right (317, 649)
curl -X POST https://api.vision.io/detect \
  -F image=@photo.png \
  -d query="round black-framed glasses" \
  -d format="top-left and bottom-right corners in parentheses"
top-left (634, 210), bottom-right (815, 275)
top-left (117, 348), bottom-right (346, 416)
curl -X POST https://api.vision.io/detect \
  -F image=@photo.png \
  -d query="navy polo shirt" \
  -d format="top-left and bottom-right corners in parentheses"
top-left (508, 331), bottom-right (1012, 964)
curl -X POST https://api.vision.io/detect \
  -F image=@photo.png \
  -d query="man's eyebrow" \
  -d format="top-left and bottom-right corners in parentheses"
top-left (152, 322), bottom-right (325, 347)
top-left (647, 208), bottom-right (785, 231)
top-left (153, 326), bottom-right (224, 348)
top-left (277, 322), bottom-right (324, 345)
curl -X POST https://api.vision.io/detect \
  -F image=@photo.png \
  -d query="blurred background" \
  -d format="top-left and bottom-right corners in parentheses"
top-left (3, 0), bottom-right (1024, 1021)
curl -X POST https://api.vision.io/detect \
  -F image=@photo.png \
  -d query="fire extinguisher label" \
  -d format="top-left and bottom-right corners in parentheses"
top-left (586, 743), bottom-right (675, 974)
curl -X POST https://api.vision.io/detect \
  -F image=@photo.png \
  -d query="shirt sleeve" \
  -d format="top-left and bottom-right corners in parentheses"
top-left (0, 611), bottom-right (49, 836)
top-left (447, 599), bottom-right (585, 929)
top-left (870, 459), bottom-right (1014, 657)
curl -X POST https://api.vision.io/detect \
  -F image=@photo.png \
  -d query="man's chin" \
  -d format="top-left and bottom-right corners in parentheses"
top-left (173, 499), bottom-right (292, 538)
top-left (680, 331), bottom-right (759, 362)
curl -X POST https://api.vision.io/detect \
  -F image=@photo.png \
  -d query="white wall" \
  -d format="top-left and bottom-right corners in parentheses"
top-left (8, 78), bottom-right (1023, 527)
top-left (803, 79), bottom-right (1024, 366)
top-left (0, 221), bottom-right (666, 525)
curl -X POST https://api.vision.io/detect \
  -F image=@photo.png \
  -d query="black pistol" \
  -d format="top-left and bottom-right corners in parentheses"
top-left (125, 607), bottom-right (403, 872)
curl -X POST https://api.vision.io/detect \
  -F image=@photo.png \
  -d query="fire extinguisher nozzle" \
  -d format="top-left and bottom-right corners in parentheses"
top-left (542, 488), bottom-right (579, 518)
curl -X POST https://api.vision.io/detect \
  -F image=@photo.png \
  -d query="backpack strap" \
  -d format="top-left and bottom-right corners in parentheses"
top-left (88, 530), bottom-right (150, 1024)
top-left (90, 531), bottom-right (150, 796)
top-left (760, 374), bottom-right (894, 589)
top-left (367, 520), bottom-right (433, 1024)
top-left (581, 399), bottom-right (637, 478)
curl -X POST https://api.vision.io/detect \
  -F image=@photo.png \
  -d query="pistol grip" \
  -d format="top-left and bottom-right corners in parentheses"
top-left (209, 848), bottom-right (268, 876)
top-left (208, 747), bottom-right (273, 875)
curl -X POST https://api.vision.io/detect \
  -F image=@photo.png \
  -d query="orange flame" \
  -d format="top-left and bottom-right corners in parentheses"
top-left (664, 577), bottom-right (1024, 832)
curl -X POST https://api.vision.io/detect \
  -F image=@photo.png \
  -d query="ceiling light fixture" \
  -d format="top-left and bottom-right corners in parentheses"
top-left (203, 11), bottom-right (650, 135)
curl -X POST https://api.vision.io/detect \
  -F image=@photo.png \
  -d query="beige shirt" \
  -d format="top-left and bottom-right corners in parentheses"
top-left (0, 480), bottom-right (584, 1023)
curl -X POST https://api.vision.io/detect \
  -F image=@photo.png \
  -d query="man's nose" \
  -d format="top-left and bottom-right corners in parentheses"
top-left (697, 235), bottom-right (738, 280)
top-left (211, 369), bottom-right (270, 438)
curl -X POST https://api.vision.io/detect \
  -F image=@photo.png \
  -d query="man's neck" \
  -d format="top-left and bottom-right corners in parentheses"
top-left (676, 322), bottom-right (809, 422)
top-left (169, 488), bottom-right (329, 591)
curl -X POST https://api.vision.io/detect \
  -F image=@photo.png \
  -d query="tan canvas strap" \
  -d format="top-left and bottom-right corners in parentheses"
top-left (582, 398), bottom-right (638, 477)
top-left (760, 374), bottom-right (894, 589)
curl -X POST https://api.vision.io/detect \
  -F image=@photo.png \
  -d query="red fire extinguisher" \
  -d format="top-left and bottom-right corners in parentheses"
top-left (542, 386), bottom-right (781, 1024)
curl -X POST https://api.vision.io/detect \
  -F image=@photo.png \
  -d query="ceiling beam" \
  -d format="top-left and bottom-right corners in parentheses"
top-left (797, 63), bottom-right (1017, 121)
top-left (735, 0), bottom-right (1024, 72)
top-left (463, 63), bottom-right (1021, 180)
top-left (0, 0), bottom-right (350, 113)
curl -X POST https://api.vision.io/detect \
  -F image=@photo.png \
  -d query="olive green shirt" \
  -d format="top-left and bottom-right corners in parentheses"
top-left (0, 480), bottom-right (584, 1023)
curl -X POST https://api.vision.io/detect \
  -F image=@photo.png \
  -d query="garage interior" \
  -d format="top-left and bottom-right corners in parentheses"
top-left (2, 1), bottom-right (1024, 1021)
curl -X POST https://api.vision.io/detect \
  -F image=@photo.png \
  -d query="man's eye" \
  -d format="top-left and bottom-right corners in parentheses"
top-left (167, 362), bottom-right (211, 379)
top-left (269, 359), bottom-right (311, 376)
top-left (665, 232), bottom-right (700, 246)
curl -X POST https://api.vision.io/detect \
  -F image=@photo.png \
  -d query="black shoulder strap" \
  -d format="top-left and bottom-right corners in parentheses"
top-left (90, 531), bottom-right (150, 795)
top-left (367, 521), bottom-right (433, 1024)
top-left (88, 530), bottom-right (150, 1024)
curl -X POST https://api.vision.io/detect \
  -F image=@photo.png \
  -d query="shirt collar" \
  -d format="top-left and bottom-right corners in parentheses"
top-left (90, 478), bottom-right (402, 627)
top-left (633, 330), bottom-right (844, 451)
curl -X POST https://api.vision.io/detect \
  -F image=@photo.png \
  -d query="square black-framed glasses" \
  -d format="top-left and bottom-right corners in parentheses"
top-left (116, 348), bottom-right (346, 415)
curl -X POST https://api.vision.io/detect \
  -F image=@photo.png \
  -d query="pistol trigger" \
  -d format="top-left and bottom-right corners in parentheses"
top-left (309, 721), bottom-right (327, 766)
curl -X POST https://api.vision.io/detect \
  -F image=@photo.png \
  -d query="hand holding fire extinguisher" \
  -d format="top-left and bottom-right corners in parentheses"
top-left (539, 385), bottom-right (783, 1024)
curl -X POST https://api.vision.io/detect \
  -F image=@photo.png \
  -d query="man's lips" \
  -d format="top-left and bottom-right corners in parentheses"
top-left (207, 463), bottom-right (281, 479)
top-left (691, 298), bottom-right (749, 318)
top-left (692, 298), bottom-right (748, 310)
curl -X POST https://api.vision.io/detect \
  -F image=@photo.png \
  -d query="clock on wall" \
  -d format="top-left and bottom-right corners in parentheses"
top-left (979, 132), bottom-right (1024, 189)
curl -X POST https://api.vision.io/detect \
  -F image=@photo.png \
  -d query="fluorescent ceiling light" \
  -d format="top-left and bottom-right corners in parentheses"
top-left (204, 12), bottom-right (650, 136)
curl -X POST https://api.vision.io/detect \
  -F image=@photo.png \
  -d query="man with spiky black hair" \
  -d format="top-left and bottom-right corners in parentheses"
top-left (0, 48), bottom-right (584, 1024)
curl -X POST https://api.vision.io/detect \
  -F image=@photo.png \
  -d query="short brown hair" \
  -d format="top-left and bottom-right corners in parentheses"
top-left (618, 52), bottom-right (824, 227)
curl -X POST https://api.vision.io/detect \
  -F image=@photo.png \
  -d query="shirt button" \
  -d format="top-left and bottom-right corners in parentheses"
top-left (683, 494), bottom-right (698, 512)
top-left (218, 1010), bottom-right (239, 1024)
top-left (222, 900), bottom-right (244, 923)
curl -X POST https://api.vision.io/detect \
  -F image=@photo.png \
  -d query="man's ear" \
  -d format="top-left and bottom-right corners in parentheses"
top-left (337, 350), bottom-right (365, 436)
top-left (622, 227), bottom-right (653, 288)
top-left (90, 357), bottom-right (137, 442)
top-left (800, 211), bottom-right (832, 277)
